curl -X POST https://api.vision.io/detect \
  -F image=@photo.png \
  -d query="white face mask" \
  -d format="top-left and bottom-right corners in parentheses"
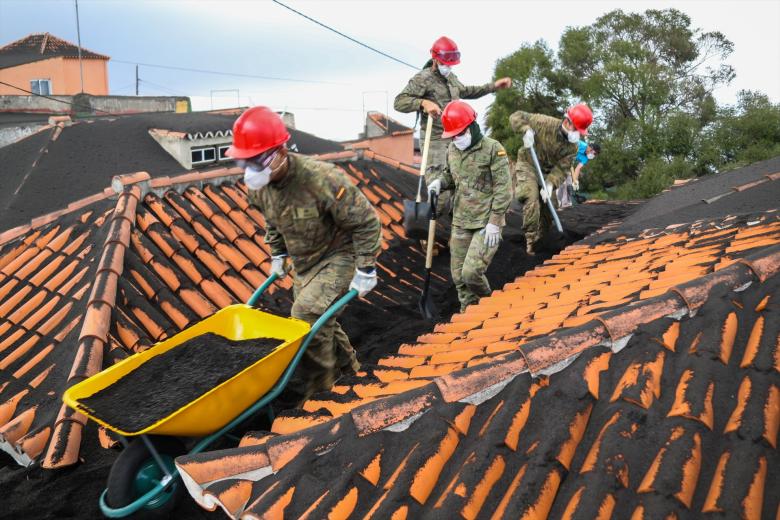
top-left (244, 164), bottom-right (272, 190)
top-left (438, 64), bottom-right (452, 77)
top-left (453, 130), bottom-right (472, 150)
top-left (567, 129), bottom-right (581, 143)
top-left (587, 152), bottom-right (596, 160)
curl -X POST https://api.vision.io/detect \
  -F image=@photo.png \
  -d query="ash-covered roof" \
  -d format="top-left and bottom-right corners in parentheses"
top-left (0, 112), bottom-right (346, 231)
top-left (0, 32), bottom-right (109, 70)
top-left (177, 270), bottom-right (778, 519)
top-left (170, 161), bottom-right (780, 519)
top-left (0, 149), bottom-right (423, 468)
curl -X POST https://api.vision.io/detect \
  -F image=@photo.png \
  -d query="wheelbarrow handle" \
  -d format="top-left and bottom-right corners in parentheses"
top-left (190, 288), bottom-right (359, 456)
top-left (247, 272), bottom-right (279, 306)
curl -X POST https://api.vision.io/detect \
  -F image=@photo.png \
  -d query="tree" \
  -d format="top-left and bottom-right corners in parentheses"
top-left (487, 8), bottom-right (777, 200)
top-left (486, 41), bottom-right (565, 158)
top-left (705, 90), bottom-right (780, 168)
top-left (559, 9), bottom-right (734, 132)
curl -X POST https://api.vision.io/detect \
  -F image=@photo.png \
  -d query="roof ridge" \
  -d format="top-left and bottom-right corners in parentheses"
top-left (183, 242), bottom-right (779, 474)
top-left (41, 185), bottom-right (141, 468)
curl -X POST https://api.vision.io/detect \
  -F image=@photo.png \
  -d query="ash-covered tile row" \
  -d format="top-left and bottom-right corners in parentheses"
top-left (176, 266), bottom-right (779, 519)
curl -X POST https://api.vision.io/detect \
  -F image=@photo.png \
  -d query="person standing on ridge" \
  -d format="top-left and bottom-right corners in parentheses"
top-left (227, 106), bottom-right (382, 404)
top-left (426, 100), bottom-right (512, 312)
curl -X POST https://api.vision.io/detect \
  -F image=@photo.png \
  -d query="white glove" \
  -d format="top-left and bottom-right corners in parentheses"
top-left (271, 254), bottom-right (288, 278)
top-left (482, 223), bottom-right (501, 248)
top-left (350, 268), bottom-right (377, 297)
top-left (523, 129), bottom-right (535, 149)
top-left (540, 181), bottom-right (553, 203)
top-left (427, 179), bottom-right (442, 196)
top-left (572, 179), bottom-right (580, 191)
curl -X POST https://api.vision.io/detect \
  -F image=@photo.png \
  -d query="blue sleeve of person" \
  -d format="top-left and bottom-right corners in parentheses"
top-left (576, 140), bottom-right (589, 165)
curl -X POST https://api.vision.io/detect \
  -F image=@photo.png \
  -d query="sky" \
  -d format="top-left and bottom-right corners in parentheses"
top-left (1, 0), bottom-right (779, 141)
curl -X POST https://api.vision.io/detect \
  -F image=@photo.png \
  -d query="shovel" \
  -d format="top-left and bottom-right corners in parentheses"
top-left (529, 145), bottom-right (564, 233)
top-left (418, 190), bottom-right (439, 321)
top-left (402, 117), bottom-right (434, 239)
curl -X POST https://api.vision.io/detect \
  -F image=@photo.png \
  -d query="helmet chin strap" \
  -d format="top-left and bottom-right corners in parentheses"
top-left (269, 148), bottom-right (289, 182)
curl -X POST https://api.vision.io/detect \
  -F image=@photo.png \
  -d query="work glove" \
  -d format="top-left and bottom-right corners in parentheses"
top-left (427, 179), bottom-right (442, 196)
top-left (482, 223), bottom-right (501, 248)
top-left (523, 129), bottom-right (535, 149)
top-left (540, 181), bottom-right (554, 203)
top-left (572, 179), bottom-right (580, 191)
top-left (350, 267), bottom-right (378, 297)
top-left (421, 99), bottom-right (442, 117)
top-left (270, 254), bottom-right (289, 278)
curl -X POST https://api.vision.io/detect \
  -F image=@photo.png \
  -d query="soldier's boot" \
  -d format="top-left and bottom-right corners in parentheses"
top-left (333, 323), bottom-right (360, 376)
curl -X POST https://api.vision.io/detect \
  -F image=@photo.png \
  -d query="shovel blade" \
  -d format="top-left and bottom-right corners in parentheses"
top-left (418, 271), bottom-right (439, 321)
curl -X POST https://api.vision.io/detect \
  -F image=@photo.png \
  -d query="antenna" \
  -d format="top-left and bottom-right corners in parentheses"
top-left (74, 0), bottom-right (84, 93)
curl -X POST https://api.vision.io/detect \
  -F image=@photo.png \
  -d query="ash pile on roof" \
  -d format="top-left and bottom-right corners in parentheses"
top-left (80, 333), bottom-right (283, 433)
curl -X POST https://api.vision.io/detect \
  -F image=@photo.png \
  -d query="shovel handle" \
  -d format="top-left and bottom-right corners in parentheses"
top-left (529, 146), bottom-right (564, 233)
top-left (416, 117), bottom-right (434, 203)
top-left (425, 191), bottom-right (438, 269)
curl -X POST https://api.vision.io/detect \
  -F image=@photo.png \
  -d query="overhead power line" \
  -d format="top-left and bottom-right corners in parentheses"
top-left (271, 0), bottom-right (418, 71)
top-left (111, 59), bottom-right (348, 85)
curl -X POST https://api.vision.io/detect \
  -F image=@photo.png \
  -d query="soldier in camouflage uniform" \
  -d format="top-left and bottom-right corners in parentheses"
top-left (428, 101), bottom-right (512, 312)
top-left (394, 36), bottom-right (511, 244)
top-left (228, 107), bottom-right (381, 404)
top-left (510, 104), bottom-right (593, 253)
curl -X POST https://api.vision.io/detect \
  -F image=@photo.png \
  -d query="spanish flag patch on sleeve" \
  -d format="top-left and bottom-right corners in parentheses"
top-left (497, 149), bottom-right (507, 157)
top-left (336, 186), bottom-right (346, 200)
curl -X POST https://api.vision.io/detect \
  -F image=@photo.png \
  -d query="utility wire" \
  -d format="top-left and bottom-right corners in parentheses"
top-left (271, 0), bottom-right (418, 71)
top-left (138, 78), bottom-right (189, 97)
top-left (0, 80), bottom-right (116, 115)
top-left (112, 59), bottom-right (348, 85)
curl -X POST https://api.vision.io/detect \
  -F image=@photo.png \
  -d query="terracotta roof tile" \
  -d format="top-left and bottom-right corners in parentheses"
top-left (172, 209), bottom-right (780, 518)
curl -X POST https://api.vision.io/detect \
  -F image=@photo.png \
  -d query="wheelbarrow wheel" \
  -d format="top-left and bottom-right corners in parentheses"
top-left (105, 436), bottom-right (186, 518)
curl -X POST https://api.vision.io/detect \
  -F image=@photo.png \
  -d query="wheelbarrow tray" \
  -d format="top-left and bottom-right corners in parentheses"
top-left (63, 304), bottom-right (310, 438)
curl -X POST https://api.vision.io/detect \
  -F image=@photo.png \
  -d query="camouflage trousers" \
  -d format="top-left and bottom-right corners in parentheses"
top-left (515, 160), bottom-right (557, 252)
top-left (450, 225), bottom-right (500, 312)
top-left (289, 253), bottom-right (360, 405)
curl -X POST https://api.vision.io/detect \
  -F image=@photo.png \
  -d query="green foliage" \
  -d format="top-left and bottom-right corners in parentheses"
top-left (486, 40), bottom-right (564, 158)
top-left (486, 8), bottom-right (780, 200)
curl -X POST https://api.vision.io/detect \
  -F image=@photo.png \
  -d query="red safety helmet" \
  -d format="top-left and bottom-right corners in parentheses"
top-left (227, 106), bottom-right (291, 159)
top-left (441, 100), bottom-right (476, 138)
top-left (431, 36), bottom-right (461, 65)
top-left (566, 104), bottom-right (593, 134)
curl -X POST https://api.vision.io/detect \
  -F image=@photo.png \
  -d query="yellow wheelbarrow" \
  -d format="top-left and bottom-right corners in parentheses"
top-left (62, 273), bottom-right (357, 518)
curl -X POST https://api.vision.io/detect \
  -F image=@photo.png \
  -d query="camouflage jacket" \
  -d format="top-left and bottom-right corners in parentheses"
top-left (248, 153), bottom-right (381, 275)
top-left (510, 111), bottom-right (578, 187)
top-left (394, 65), bottom-right (495, 144)
top-left (433, 136), bottom-right (512, 229)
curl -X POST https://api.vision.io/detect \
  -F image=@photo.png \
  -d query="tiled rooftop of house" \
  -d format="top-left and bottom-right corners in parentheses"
top-left (215, 211), bottom-right (779, 432)
top-left (0, 32), bottom-right (109, 69)
top-left (0, 148), bottom-right (428, 468)
top-left (170, 174), bottom-right (780, 518)
top-left (176, 268), bottom-right (779, 519)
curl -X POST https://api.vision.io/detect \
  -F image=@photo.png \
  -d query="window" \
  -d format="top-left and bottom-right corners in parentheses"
top-left (31, 79), bottom-right (52, 96)
top-left (218, 144), bottom-right (231, 161)
top-left (191, 146), bottom-right (217, 165)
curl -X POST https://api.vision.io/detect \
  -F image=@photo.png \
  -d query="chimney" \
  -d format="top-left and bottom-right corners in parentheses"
top-left (278, 111), bottom-right (295, 129)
